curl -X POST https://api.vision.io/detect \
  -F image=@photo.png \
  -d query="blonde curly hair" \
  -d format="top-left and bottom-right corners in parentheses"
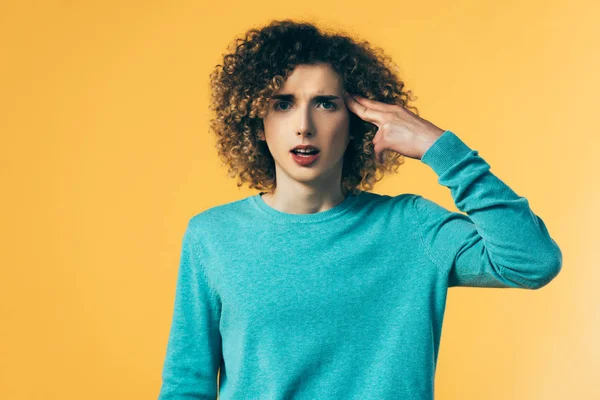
top-left (208, 19), bottom-right (420, 195)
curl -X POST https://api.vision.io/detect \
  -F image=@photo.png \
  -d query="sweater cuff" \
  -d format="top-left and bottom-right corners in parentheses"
top-left (420, 130), bottom-right (473, 175)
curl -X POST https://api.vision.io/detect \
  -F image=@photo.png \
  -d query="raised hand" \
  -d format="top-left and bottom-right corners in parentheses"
top-left (344, 92), bottom-right (446, 163)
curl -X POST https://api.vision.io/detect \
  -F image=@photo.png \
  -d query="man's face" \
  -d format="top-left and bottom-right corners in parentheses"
top-left (260, 63), bottom-right (351, 189)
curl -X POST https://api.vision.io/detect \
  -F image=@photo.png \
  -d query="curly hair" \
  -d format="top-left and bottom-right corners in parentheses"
top-left (208, 19), bottom-right (420, 196)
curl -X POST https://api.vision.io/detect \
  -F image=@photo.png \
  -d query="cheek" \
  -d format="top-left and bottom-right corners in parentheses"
top-left (332, 117), bottom-right (351, 143)
top-left (262, 119), bottom-right (283, 141)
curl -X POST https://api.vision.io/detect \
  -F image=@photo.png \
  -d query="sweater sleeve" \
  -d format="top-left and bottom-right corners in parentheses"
top-left (158, 219), bottom-right (222, 399)
top-left (412, 130), bottom-right (563, 289)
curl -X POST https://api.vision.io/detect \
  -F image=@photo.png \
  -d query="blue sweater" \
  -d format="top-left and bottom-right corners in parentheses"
top-left (158, 130), bottom-right (562, 399)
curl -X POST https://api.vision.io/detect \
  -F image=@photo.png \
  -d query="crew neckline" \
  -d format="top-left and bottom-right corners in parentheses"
top-left (248, 190), bottom-right (362, 224)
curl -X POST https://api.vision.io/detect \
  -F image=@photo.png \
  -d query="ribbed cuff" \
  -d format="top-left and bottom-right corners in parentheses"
top-left (420, 130), bottom-right (473, 175)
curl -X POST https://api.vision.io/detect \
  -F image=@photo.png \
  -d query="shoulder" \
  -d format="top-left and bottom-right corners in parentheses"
top-left (185, 195), bottom-right (263, 241)
top-left (356, 191), bottom-right (425, 221)
top-left (363, 191), bottom-right (422, 208)
top-left (369, 192), bottom-right (456, 223)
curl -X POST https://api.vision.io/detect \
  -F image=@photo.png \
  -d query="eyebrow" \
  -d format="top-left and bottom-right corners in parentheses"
top-left (269, 94), bottom-right (340, 102)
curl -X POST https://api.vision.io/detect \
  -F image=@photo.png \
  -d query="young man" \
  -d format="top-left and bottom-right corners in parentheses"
top-left (158, 19), bottom-right (562, 399)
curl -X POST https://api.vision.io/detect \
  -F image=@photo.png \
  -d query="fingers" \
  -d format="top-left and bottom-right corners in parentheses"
top-left (348, 93), bottom-right (397, 113)
top-left (344, 93), bottom-right (384, 125)
top-left (344, 92), bottom-right (398, 165)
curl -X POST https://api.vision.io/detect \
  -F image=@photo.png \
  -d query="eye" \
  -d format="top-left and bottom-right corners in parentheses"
top-left (319, 101), bottom-right (337, 110)
top-left (273, 101), bottom-right (291, 111)
top-left (273, 100), bottom-right (338, 111)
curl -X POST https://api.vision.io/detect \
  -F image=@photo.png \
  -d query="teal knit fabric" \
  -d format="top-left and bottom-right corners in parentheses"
top-left (158, 130), bottom-right (562, 399)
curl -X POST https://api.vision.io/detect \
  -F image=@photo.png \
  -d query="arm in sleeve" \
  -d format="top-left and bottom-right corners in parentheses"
top-left (158, 219), bottom-right (222, 399)
top-left (414, 130), bottom-right (563, 290)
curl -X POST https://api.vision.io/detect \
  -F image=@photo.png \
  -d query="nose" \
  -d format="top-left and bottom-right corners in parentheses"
top-left (296, 106), bottom-right (315, 137)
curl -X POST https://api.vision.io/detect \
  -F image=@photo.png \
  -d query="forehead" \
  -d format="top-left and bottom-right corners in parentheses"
top-left (274, 63), bottom-right (344, 94)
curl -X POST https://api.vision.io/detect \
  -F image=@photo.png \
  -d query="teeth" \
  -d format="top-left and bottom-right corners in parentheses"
top-left (294, 149), bottom-right (317, 154)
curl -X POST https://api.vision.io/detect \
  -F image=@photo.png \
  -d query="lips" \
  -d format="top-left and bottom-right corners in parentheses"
top-left (290, 144), bottom-right (320, 166)
top-left (290, 145), bottom-right (320, 153)
top-left (290, 151), bottom-right (320, 166)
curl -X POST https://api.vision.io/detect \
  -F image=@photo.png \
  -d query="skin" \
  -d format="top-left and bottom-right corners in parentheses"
top-left (258, 62), bottom-right (446, 215)
top-left (258, 63), bottom-right (352, 215)
top-left (343, 93), bottom-right (445, 163)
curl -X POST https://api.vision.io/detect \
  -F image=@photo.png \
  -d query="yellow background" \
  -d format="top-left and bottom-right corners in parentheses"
top-left (1, 0), bottom-right (598, 399)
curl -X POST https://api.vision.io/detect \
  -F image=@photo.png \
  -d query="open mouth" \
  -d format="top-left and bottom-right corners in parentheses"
top-left (290, 150), bottom-right (320, 165)
top-left (290, 149), bottom-right (320, 157)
